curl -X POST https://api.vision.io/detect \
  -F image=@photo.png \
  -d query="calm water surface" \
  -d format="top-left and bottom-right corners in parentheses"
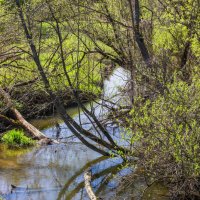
top-left (0, 68), bottom-right (169, 200)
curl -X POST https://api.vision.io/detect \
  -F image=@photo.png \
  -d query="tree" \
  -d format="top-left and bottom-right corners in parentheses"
top-left (1, 0), bottom-right (129, 156)
top-left (0, 0), bottom-right (199, 198)
top-left (0, 87), bottom-right (49, 139)
top-left (1, 0), bottom-right (199, 156)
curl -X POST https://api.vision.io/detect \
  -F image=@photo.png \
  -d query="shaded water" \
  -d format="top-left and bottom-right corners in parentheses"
top-left (0, 68), bottom-right (169, 200)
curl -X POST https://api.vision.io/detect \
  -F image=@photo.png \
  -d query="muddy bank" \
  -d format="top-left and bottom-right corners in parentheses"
top-left (13, 89), bottom-right (98, 118)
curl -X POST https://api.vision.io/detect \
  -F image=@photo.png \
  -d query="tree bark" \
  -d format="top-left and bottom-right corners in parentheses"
top-left (84, 168), bottom-right (97, 200)
top-left (0, 87), bottom-right (47, 140)
top-left (11, 108), bottom-right (47, 139)
top-left (128, 0), bottom-right (151, 67)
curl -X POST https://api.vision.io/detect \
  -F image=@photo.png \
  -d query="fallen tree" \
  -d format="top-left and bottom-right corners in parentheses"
top-left (0, 87), bottom-right (57, 144)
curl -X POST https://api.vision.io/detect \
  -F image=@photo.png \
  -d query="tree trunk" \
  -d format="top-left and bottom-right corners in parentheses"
top-left (0, 87), bottom-right (47, 140)
top-left (14, 0), bottom-right (132, 156)
top-left (11, 108), bottom-right (46, 139)
top-left (84, 168), bottom-right (97, 200)
top-left (128, 0), bottom-right (151, 67)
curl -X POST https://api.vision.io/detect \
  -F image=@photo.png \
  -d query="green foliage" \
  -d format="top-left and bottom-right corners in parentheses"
top-left (128, 69), bottom-right (200, 178)
top-left (152, 0), bottom-right (199, 58)
top-left (0, 35), bottom-right (103, 96)
top-left (2, 129), bottom-right (35, 148)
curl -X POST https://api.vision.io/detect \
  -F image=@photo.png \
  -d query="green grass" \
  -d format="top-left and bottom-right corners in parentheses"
top-left (0, 35), bottom-right (103, 95)
top-left (2, 129), bottom-right (35, 148)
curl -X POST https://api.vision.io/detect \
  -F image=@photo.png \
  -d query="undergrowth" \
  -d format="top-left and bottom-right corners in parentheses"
top-left (2, 129), bottom-right (35, 148)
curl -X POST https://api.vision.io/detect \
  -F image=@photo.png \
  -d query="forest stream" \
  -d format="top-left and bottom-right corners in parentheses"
top-left (0, 68), bottom-right (169, 200)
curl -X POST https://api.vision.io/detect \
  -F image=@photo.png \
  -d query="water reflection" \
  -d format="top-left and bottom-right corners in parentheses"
top-left (57, 157), bottom-right (130, 200)
top-left (0, 67), bottom-right (168, 200)
top-left (1, 144), bottom-right (100, 200)
top-left (1, 144), bottom-right (130, 200)
top-left (30, 67), bottom-right (131, 145)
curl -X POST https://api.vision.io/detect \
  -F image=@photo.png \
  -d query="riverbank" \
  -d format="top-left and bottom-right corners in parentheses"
top-left (12, 88), bottom-right (98, 118)
top-left (0, 89), bottom-right (96, 133)
top-left (0, 63), bottom-right (116, 134)
top-left (0, 67), bottom-right (131, 200)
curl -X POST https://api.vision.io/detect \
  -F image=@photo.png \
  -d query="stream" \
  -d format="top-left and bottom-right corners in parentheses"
top-left (0, 68), bottom-right (169, 200)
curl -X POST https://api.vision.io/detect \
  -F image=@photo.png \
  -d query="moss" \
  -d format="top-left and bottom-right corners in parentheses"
top-left (2, 129), bottom-right (35, 148)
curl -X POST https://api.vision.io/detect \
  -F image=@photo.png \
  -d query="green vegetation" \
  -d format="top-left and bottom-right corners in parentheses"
top-left (133, 73), bottom-right (200, 165)
top-left (120, 69), bottom-right (200, 196)
top-left (2, 129), bottom-right (35, 148)
top-left (0, 0), bottom-right (199, 199)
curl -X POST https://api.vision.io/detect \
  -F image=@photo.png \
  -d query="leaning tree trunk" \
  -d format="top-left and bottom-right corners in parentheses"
top-left (0, 87), bottom-right (47, 140)
top-left (14, 0), bottom-right (133, 156)
top-left (11, 108), bottom-right (47, 139)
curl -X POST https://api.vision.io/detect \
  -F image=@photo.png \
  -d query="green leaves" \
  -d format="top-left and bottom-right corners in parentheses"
top-left (128, 69), bottom-right (200, 177)
top-left (2, 129), bottom-right (35, 148)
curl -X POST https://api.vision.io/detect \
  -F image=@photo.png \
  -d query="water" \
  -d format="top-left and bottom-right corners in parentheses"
top-left (0, 68), bottom-right (169, 200)
top-left (0, 68), bottom-right (130, 199)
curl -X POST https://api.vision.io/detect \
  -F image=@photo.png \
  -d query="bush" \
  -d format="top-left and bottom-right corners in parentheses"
top-left (127, 71), bottom-right (200, 198)
top-left (2, 129), bottom-right (35, 148)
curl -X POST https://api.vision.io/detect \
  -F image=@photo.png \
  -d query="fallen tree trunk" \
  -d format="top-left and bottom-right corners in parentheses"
top-left (11, 108), bottom-right (46, 139)
top-left (84, 168), bottom-right (97, 200)
top-left (0, 87), bottom-right (51, 141)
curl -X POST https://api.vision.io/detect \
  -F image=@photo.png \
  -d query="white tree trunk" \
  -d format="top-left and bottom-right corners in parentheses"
top-left (84, 168), bottom-right (97, 200)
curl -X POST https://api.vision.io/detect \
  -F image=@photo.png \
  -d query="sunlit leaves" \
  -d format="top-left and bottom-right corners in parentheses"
top-left (128, 68), bottom-right (200, 177)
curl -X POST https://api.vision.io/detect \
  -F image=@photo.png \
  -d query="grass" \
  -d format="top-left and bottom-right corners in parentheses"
top-left (0, 20), bottom-right (113, 116)
top-left (2, 129), bottom-right (35, 148)
top-left (0, 34), bottom-right (104, 94)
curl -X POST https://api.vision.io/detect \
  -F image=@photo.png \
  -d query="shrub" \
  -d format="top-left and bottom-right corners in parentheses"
top-left (2, 129), bottom-right (35, 148)
top-left (127, 70), bottom-right (200, 198)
